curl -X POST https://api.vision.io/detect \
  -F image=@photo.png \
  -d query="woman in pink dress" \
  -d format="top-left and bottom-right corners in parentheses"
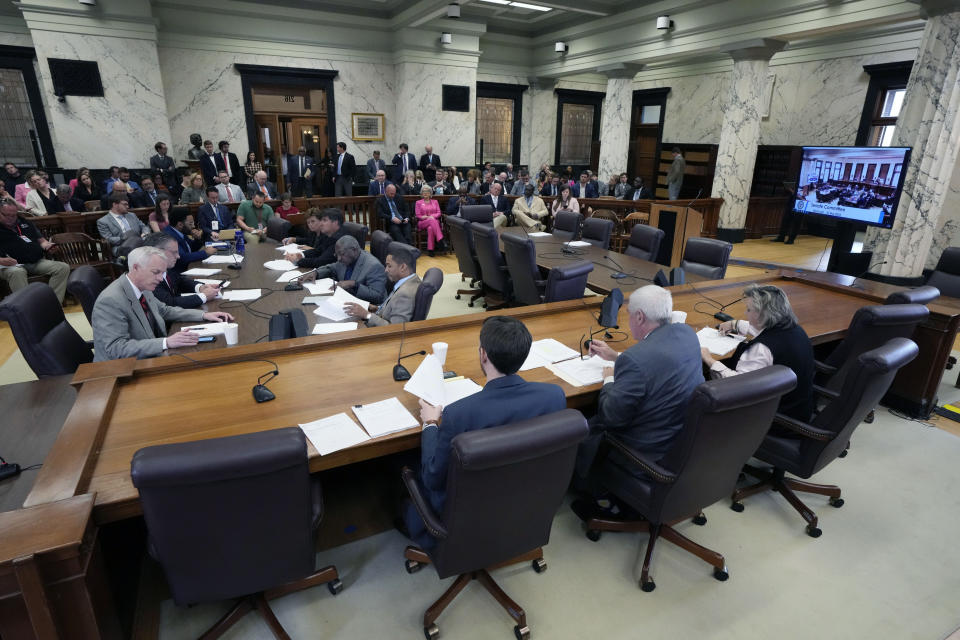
top-left (415, 185), bottom-right (445, 256)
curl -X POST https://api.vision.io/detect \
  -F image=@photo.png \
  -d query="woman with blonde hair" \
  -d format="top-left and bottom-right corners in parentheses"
top-left (415, 185), bottom-right (446, 256)
top-left (179, 173), bottom-right (205, 204)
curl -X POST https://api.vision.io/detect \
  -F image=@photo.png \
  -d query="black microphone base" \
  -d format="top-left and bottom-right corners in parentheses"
top-left (0, 462), bottom-right (21, 481)
top-left (610, 272), bottom-right (627, 280)
top-left (228, 264), bottom-right (242, 270)
top-left (714, 312), bottom-right (734, 323)
top-left (252, 384), bottom-right (275, 403)
top-left (284, 283), bottom-right (304, 291)
top-left (393, 364), bottom-right (411, 381)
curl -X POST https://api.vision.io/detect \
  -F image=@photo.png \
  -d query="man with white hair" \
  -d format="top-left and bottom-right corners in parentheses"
top-left (92, 246), bottom-right (233, 361)
top-left (572, 285), bottom-right (703, 516)
top-left (251, 170), bottom-right (276, 199)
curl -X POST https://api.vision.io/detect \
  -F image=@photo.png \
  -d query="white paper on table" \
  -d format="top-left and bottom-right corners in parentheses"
top-left (565, 240), bottom-right (591, 247)
top-left (351, 397), bottom-right (419, 438)
top-left (303, 279), bottom-right (336, 295)
top-left (276, 244), bottom-right (306, 254)
top-left (299, 412), bottom-right (370, 455)
top-left (180, 322), bottom-right (229, 337)
top-left (276, 270), bottom-right (307, 283)
top-left (264, 259), bottom-right (298, 271)
top-left (312, 322), bottom-right (359, 334)
top-left (528, 231), bottom-right (551, 237)
top-left (547, 355), bottom-right (609, 387)
top-left (404, 354), bottom-right (483, 407)
top-left (181, 267), bottom-right (221, 276)
top-left (221, 288), bottom-right (262, 301)
top-left (697, 327), bottom-right (745, 355)
top-left (442, 378), bottom-right (483, 406)
top-left (202, 254), bottom-right (244, 264)
top-left (204, 241), bottom-right (229, 248)
top-left (193, 278), bottom-right (230, 288)
top-left (313, 299), bottom-right (350, 321)
top-left (331, 285), bottom-right (369, 308)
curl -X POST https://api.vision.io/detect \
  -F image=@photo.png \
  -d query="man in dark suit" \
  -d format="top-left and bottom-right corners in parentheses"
top-left (541, 175), bottom-right (561, 197)
top-left (149, 142), bottom-right (178, 194)
top-left (403, 315), bottom-right (567, 549)
top-left (163, 206), bottom-right (216, 272)
top-left (196, 187), bottom-right (235, 240)
top-left (284, 207), bottom-right (346, 269)
top-left (480, 182), bottom-right (512, 228)
top-left (572, 172), bottom-right (599, 199)
top-left (214, 140), bottom-right (243, 188)
top-left (131, 177), bottom-right (160, 209)
top-left (391, 143), bottom-right (418, 183)
top-left (332, 141), bottom-right (356, 197)
top-left (143, 232), bottom-right (221, 308)
top-left (367, 169), bottom-right (393, 196)
top-left (626, 177), bottom-right (653, 201)
top-left (289, 146), bottom-right (315, 197)
top-left (49, 184), bottom-right (86, 213)
top-left (445, 184), bottom-right (475, 216)
top-left (419, 145), bottom-right (441, 183)
top-left (199, 139), bottom-right (219, 186)
top-left (376, 183), bottom-right (412, 244)
top-left (428, 168), bottom-right (452, 195)
top-left (366, 150), bottom-right (386, 182)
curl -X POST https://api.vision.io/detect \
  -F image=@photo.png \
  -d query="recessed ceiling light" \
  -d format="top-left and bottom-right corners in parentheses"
top-left (510, 1), bottom-right (551, 11)
top-left (478, 0), bottom-right (511, 4)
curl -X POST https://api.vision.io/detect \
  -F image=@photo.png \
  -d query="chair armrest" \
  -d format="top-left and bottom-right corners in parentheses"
top-left (772, 413), bottom-right (834, 441)
top-left (604, 435), bottom-right (677, 483)
top-left (814, 359), bottom-right (837, 375)
top-left (812, 384), bottom-right (840, 401)
top-left (401, 466), bottom-right (448, 539)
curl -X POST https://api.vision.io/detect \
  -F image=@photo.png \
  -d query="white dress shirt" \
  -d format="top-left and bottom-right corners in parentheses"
top-left (708, 320), bottom-right (773, 378)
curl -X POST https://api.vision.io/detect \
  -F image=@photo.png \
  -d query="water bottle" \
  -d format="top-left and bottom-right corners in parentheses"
top-left (236, 231), bottom-right (245, 255)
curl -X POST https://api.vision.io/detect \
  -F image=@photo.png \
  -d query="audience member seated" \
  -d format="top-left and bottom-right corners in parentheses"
top-left (251, 170), bottom-right (276, 199)
top-left (149, 193), bottom-right (173, 233)
top-left (572, 172), bottom-right (598, 199)
top-left (275, 192), bottom-right (299, 220)
top-left (399, 170), bottom-right (421, 196)
top-left (74, 171), bottom-right (100, 203)
top-left (100, 180), bottom-right (130, 211)
top-left (509, 170), bottom-right (532, 196)
top-left (92, 246), bottom-right (232, 361)
top-left (25, 172), bottom-right (54, 215)
top-left (429, 168), bottom-right (452, 196)
top-left (133, 177), bottom-right (161, 208)
top-left (236, 191), bottom-right (274, 244)
top-left (143, 232), bottom-right (220, 308)
top-left (512, 184), bottom-right (549, 230)
top-left (541, 175), bottom-right (561, 197)
top-left (480, 182), bottom-right (511, 229)
top-left (479, 172), bottom-right (495, 195)
top-left (367, 169), bottom-right (394, 196)
top-left (97, 191), bottom-right (149, 256)
top-left (366, 150), bottom-right (386, 181)
top-left (401, 315), bottom-right (567, 550)
top-left (465, 170), bottom-right (482, 195)
top-left (314, 235), bottom-right (387, 304)
top-left (700, 284), bottom-right (815, 421)
top-left (416, 186), bottom-right (446, 256)
top-left (49, 184), bottom-right (85, 213)
top-left (3, 162), bottom-right (24, 196)
top-left (285, 207), bottom-right (345, 269)
top-left (445, 184), bottom-right (475, 216)
top-left (179, 172), bottom-right (206, 205)
top-left (551, 185), bottom-right (580, 214)
top-left (103, 166), bottom-right (121, 194)
top-left (215, 171), bottom-right (244, 204)
top-left (613, 173), bottom-right (630, 199)
top-left (243, 151), bottom-right (262, 189)
top-left (626, 177), bottom-right (653, 200)
top-left (599, 175), bottom-right (617, 197)
top-left (107, 167), bottom-right (139, 193)
top-left (282, 207), bottom-right (322, 250)
top-left (344, 244), bottom-right (420, 326)
top-left (0, 198), bottom-right (70, 303)
top-left (197, 187), bottom-right (235, 241)
top-left (377, 183), bottom-right (413, 244)
top-left (164, 206), bottom-right (216, 271)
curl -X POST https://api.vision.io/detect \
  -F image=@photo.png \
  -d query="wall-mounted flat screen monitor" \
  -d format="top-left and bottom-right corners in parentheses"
top-left (791, 146), bottom-right (911, 229)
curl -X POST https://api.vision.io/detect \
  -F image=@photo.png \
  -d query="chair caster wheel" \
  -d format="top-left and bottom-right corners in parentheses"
top-left (864, 411), bottom-right (875, 424)
top-left (829, 497), bottom-right (844, 508)
top-left (713, 567), bottom-right (729, 581)
top-left (640, 579), bottom-right (656, 592)
top-left (424, 623), bottom-right (440, 639)
top-left (532, 558), bottom-right (547, 573)
top-left (692, 514), bottom-right (707, 526)
top-left (838, 449), bottom-right (848, 458)
top-left (327, 578), bottom-right (343, 595)
top-left (585, 529), bottom-right (601, 542)
top-left (730, 502), bottom-right (744, 512)
top-left (406, 559), bottom-right (423, 574)
top-left (514, 624), bottom-right (530, 640)
top-left (455, 294), bottom-right (461, 300)
top-left (806, 524), bottom-right (822, 538)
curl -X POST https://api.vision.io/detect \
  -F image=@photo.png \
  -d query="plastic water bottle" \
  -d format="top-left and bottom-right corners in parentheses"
top-left (236, 231), bottom-right (245, 256)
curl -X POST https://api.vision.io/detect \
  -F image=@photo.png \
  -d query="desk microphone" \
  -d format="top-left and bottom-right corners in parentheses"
top-left (682, 188), bottom-right (703, 209)
top-left (393, 322), bottom-right (427, 381)
top-left (851, 260), bottom-right (887, 287)
top-left (285, 266), bottom-right (320, 291)
top-left (603, 255), bottom-right (628, 280)
top-left (252, 366), bottom-right (279, 403)
top-left (227, 242), bottom-right (243, 271)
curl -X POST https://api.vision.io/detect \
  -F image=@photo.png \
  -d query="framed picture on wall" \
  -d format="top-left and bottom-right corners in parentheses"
top-left (352, 113), bottom-right (385, 141)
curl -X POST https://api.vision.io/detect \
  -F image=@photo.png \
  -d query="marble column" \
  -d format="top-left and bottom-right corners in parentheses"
top-left (596, 64), bottom-right (641, 183)
top-left (527, 77), bottom-right (557, 170)
top-left (712, 41), bottom-right (785, 241)
top-left (864, 6), bottom-right (960, 278)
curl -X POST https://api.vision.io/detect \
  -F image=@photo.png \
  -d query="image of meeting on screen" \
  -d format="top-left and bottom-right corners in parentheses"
top-left (792, 146), bottom-right (911, 228)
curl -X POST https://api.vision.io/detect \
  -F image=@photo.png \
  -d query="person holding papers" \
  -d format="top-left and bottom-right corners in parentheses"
top-left (403, 316), bottom-right (566, 549)
top-left (571, 285), bottom-right (702, 519)
top-left (343, 244), bottom-right (419, 326)
top-left (236, 191), bottom-right (274, 245)
top-left (700, 284), bottom-right (814, 421)
top-left (314, 235), bottom-right (387, 304)
top-left (284, 208), bottom-right (345, 269)
top-left (143, 233), bottom-right (220, 308)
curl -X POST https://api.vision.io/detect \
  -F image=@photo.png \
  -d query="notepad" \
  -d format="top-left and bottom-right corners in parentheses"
top-left (193, 278), bottom-right (230, 288)
top-left (299, 413), bottom-right (370, 455)
top-left (221, 288), bottom-right (261, 301)
top-left (351, 397), bottom-right (419, 438)
top-left (203, 254), bottom-right (244, 264)
top-left (404, 354), bottom-right (483, 407)
top-left (180, 322), bottom-right (228, 337)
top-left (697, 327), bottom-right (745, 356)
top-left (520, 338), bottom-right (580, 371)
top-left (276, 270), bottom-right (307, 283)
top-left (264, 259), bottom-right (299, 271)
top-left (312, 322), bottom-right (359, 334)
top-left (181, 267), bottom-right (222, 276)
top-left (547, 355), bottom-right (609, 387)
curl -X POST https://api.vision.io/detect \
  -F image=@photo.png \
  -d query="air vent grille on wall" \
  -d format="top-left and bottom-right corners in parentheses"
top-left (48, 59), bottom-right (104, 97)
top-left (442, 85), bottom-right (470, 112)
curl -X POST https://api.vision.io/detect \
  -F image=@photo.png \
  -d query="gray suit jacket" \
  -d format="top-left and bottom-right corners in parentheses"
top-left (93, 275), bottom-right (205, 361)
top-left (366, 158), bottom-right (386, 181)
top-left (97, 212), bottom-right (148, 248)
top-left (366, 274), bottom-right (420, 327)
top-left (315, 251), bottom-right (388, 304)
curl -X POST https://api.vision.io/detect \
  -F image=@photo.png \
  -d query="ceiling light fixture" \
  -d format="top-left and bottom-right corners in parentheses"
top-left (656, 15), bottom-right (674, 30)
top-left (510, 1), bottom-right (551, 10)
top-left (446, 2), bottom-right (460, 18)
top-left (555, 41), bottom-right (568, 54)
top-left (441, 32), bottom-right (453, 45)
top-left (478, 0), bottom-right (511, 5)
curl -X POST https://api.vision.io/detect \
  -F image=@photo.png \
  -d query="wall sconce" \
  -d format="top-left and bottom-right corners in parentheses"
top-left (656, 15), bottom-right (674, 30)
top-left (555, 41), bottom-right (568, 55)
top-left (441, 32), bottom-right (452, 45)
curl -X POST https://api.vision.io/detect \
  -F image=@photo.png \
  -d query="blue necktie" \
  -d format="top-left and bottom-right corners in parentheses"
top-left (337, 154), bottom-right (344, 176)
top-left (389, 201), bottom-right (398, 218)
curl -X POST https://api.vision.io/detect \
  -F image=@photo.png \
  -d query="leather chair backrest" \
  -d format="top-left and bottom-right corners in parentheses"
top-left (471, 224), bottom-right (510, 294)
top-left (502, 233), bottom-right (544, 305)
top-left (370, 229), bottom-right (392, 265)
top-left (446, 216), bottom-right (481, 281)
top-left (341, 221), bottom-right (368, 249)
top-left (926, 247), bottom-right (960, 297)
top-left (431, 409), bottom-right (588, 578)
top-left (552, 211), bottom-right (583, 242)
top-left (885, 286), bottom-right (939, 305)
top-left (581, 217), bottom-right (614, 249)
top-left (266, 216), bottom-right (291, 242)
top-left (679, 237), bottom-right (732, 280)
top-left (131, 427), bottom-right (318, 606)
top-left (544, 261), bottom-right (593, 303)
top-left (0, 282), bottom-right (92, 377)
top-left (653, 366), bottom-right (798, 523)
top-left (386, 241), bottom-right (421, 261)
top-left (412, 267), bottom-right (443, 321)
top-left (461, 204), bottom-right (494, 225)
top-left (66, 265), bottom-right (105, 323)
top-left (625, 224), bottom-right (665, 262)
top-left (822, 304), bottom-right (928, 392)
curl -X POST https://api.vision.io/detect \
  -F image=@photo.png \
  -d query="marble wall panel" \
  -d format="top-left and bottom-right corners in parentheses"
top-left (528, 85), bottom-right (556, 171)
top-left (597, 77), bottom-right (632, 181)
top-left (634, 72), bottom-right (728, 144)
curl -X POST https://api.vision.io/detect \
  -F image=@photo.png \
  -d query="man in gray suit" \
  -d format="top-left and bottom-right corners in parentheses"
top-left (366, 150), bottom-right (386, 181)
top-left (343, 243), bottom-right (420, 326)
top-left (92, 246), bottom-right (233, 361)
top-left (97, 191), bottom-right (149, 256)
top-left (667, 147), bottom-right (686, 200)
top-left (314, 235), bottom-right (387, 304)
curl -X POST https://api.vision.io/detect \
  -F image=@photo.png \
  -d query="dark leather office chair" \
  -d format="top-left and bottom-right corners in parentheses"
top-left (266, 215), bottom-right (291, 242)
top-left (386, 240), bottom-right (422, 261)
top-left (552, 211), bottom-right (583, 242)
top-left (402, 409), bottom-right (588, 639)
top-left (412, 267), bottom-right (443, 321)
top-left (370, 229), bottom-right (392, 265)
top-left (582, 366), bottom-right (797, 591)
top-left (502, 233), bottom-right (592, 305)
top-left (0, 282), bottom-right (93, 377)
top-left (926, 246), bottom-right (960, 297)
top-left (472, 224), bottom-right (511, 309)
top-left (342, 221), bottom-right (369, 249)
top-left (545, 262), bottom-right (594, 303)
top-left (624, 224), bottom-right (665, 262)
top-left (581, 217), bottom-right (614, 249)
top-left (131, 427), bottom-right (342, 639)
top-left (66, 265), bottom-right (106, 323)
top-left (461, 204), bottom-right (494, 225)
top-left (446, 215), bottom-right (483, 306)
top-left (680, 237), bottom-right (732, 279)
top-left (732, 338), bottom-right (918, 536)
top-left (884, 285), bottom-right (940, 305)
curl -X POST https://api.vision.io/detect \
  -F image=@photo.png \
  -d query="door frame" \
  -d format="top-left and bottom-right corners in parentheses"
top-left (627, 88), bottom-right (670, 189)
top-left (0, 45), bottom-right (58, 168)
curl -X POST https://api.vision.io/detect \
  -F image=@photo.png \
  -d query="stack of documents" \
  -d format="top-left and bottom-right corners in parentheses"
top-left (194, 278), bottom-right (230, 288)
top-left (312, 322), bottom-right (359, 335)
top-left (182, 267), bottom-right (221, 277)
top-left (351, 397), bottom-right (419, 438)
top-left (276, 244), bottom-right (306, 255)
top-left (264, 259), bottom-right (298, 271)
top-left (221, 288), bottom-right (262, 302)
top-left (520, 338), bottom-right (581, 371)
top-left (565, 240), bottom-right (592, 247)
top-left (528, 231), bottom-right (551, 237)
top-left (547, 355), bottom-right (609, 387)
top-left (313, 286), bottom-right (367, 321)
top-left (203, 254), bottom-right (243, 264)
top-left (697, 327), bottom-right (745, 356)
top-left (404, 354), bottom-right (483, 407)
top-left (304, 279), bottom-right (336, 295)
top-left (299, 413), bottom-right (370, 455)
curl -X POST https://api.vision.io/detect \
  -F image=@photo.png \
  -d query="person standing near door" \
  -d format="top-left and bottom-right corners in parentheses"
top-left (291, 146), bottom-right (315, 197)
top-left (332, 142), bottom-right (355, 197)
top-left (667, 147), bottom-right (685, 200)
top-left (215, 141), bottom-right (244, 189)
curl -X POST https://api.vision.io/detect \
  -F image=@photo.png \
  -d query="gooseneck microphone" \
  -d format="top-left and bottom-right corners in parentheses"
top-left (285, 266), bottom-right (320, 291)
top-left (393, 322), bottom-right (427, 381)
top-left (852, 260), bottom-right (888, 285)
top-left (604, 255), bottom-right (628, 280)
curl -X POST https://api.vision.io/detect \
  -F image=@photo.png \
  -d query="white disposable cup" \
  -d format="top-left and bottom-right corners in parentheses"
top-left (671, 310), bottom-right (687, 324)
top-left (432, 341), bottom-right (449, 367)
top-left (224, 323), bottom-right (239, 345)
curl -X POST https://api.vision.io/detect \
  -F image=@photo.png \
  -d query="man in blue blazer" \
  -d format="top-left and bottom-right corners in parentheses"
top-left (404, 316), bottom-right (567, 549)
top-left (163, 206), bottom-right (216, 272)
top-left (571, 172), bottom-right (599, 199)
top-left (196, 187), bottom-right (236, 240)
top-left (288, 146), bottom-right (315, 197)
top-left (391, 143), bottom-right (418, 183)
top-left (366, 169), bottom-right (393, 196)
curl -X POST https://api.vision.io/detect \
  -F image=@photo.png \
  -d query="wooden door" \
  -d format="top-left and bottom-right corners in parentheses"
top-left (631, 123), bottom-right (659, 189)
top-left (254, 114), bottom-right (281, 190)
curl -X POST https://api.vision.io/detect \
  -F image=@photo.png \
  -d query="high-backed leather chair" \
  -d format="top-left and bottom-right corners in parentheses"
top-left (342, 221), bottom-right (369, 249)
top-left (386, 240), bottom-right (421, 261)
top-left (502, 233), bottom-right (592, 304)
top-left (402, 409), bottom-right (588, 639)
top-left (625, 224), bottom-right (665, 262)
top-left (581, 217), bottom-right (614, 249)
top-left (680, 237), bottom-right (732, 279)
top-left (461, 204), bottom-right (494, 225)
top-left (885, 285), bottom-right (940, 305)
top-left (131, 427), bottom-right (342, 638)
top-left (582, 366), bottom-right (797, 591)
top-left (926, 246), bottom-right (960, 297)
top-left (446, 216), bottom-right (483, 306)
top-left (0, 282), bottom-right (92, 377)
top-left (66, 265), bottom-right (106, 323)
top-left (552, 211), bottom-right (583, 242)
top-left (544, 262), bottom-right (594, 303)
top-left (412, 267), bottom-right (443, 321)
top-left (732, 338), bottom-right (918, 536)
top-left (472, 224), bottom-right (511, 309)
top-left (370, 229), bottom-right (392, 265)
top-left (266, 215), bottom-right (291, 242)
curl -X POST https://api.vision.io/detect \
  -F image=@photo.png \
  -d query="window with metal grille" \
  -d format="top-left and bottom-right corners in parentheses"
top-left (0, 68), bottom-right (39, 165)
top-left (475, 97), bottom-right (514, 165)
top-left (559, 103), bottom-right (594, 165)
